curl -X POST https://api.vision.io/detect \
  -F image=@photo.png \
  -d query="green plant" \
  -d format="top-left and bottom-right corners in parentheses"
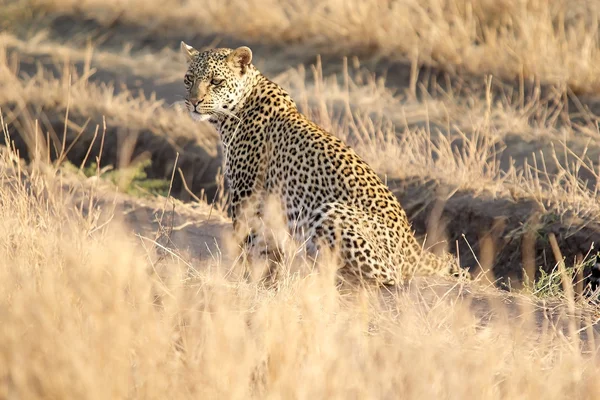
top-left (63, 158), bottom-right (171, 198)
top-left (524, 253), bottom-right (598, 299)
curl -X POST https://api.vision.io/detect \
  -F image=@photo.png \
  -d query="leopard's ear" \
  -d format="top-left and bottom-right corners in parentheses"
top-left (227, 46), bottom-right (253, 75)
top-left (180, 41), bottom-right (199, 63)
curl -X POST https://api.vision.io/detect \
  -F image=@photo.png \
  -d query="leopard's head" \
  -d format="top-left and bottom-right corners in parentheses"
top-left (180, 42), bottom-right (254, 122)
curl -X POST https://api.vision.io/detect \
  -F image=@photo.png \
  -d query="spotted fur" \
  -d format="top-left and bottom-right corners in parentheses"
top-left (181, 42), bottom-right (462, 285)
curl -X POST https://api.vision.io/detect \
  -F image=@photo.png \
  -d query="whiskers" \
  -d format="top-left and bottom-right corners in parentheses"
top-left (179, 103), bottom-right (242, 128)
top-left (216, 107), bottom-right (244, 177)
top-left (216, 108), bottom-right (243, 142)
top-left (214, 108), bottom-right (241, 121)
top-left (168, 100), bottom-right (189, 115)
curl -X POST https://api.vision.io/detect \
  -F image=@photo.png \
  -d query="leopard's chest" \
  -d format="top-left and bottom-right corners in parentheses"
top-left (221, 128), bottom-right (269, 195)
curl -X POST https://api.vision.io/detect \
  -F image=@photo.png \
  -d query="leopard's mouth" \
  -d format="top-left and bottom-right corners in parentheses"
top-left (190, 110), bottom-right (212, 122)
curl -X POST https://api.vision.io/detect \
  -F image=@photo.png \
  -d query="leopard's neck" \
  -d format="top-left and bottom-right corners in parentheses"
top-left (208, 72), bottom-right (297, 147)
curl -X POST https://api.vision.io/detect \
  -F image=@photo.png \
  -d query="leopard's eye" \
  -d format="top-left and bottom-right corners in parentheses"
top-left (184, 74), bottom-right (193, 88)
top-left (211, 77), bottom-right (224, 86)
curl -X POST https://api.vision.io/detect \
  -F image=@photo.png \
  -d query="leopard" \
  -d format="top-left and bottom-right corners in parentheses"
top-left (180, 41), bottom-right (463, 285)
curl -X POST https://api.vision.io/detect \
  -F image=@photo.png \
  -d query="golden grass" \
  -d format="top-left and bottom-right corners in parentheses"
top-left (0, 39), bottom-right (219, 155)
top-left (1, 135), bottom-right (599, 399)
top-left (0, 31), bottom-right (192, 83)
top-left (2, 1), bottom-right (600, 397)
top-left (19, 0), bottom-right (600, 93)
top-left (4, 34), bottom-right (600, 223)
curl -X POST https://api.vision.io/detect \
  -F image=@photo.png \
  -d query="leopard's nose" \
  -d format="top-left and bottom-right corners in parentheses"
top-left (188, 97), bottom-right (204, 106)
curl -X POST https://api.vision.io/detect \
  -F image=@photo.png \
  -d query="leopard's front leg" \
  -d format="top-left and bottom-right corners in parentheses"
top-left (231, 193), bottom-right (281, 284)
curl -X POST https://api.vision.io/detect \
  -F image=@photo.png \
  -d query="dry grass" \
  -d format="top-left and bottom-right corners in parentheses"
top-left (2, 0), bottom-right (600, 397)
top-left (0, 38), bottom-right (219, 155)
top-left (1, 131), bottom-right (599, 399)
top-left (3, 35), bottom-right (600, 223)
top-left (16, 0), bottom-right (600, 93)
